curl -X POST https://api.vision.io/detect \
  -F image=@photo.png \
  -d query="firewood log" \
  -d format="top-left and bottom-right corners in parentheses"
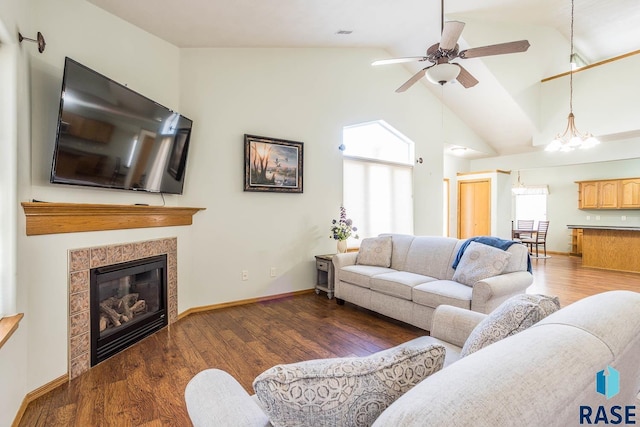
top-left (100, 302), bottom-right (122, 327)
top-left (118, 293), bottom-right (139, 320)
top-left (131, 300), bottom-right (147, 315)
top-left (102, 296), bottom-right (119, 309)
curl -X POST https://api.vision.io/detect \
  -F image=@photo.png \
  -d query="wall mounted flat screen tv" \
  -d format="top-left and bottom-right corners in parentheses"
top-left (50, 57), bottom-right (193, 195)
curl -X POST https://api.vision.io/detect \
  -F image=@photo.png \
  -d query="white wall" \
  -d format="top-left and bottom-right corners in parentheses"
top-left (535, 54), bottom-right (640, 147)
top-left (4, 1), bottom-right (484, 417)
top-left (0, 2), bottom-right (29, 425)
top-left (178, 47), bottom-right (457, 308)
top-left (13, 0), bottom-right (187, 396)
top-left (10, 1), bottom-right (637, 423)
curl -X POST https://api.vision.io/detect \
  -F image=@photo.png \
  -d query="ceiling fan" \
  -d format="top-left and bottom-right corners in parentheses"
top-left (373, 0), bottom-right (530, 92)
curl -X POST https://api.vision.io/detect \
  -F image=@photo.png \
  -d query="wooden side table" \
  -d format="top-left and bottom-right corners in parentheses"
top-left (314, 254), bottom-right (335, 299)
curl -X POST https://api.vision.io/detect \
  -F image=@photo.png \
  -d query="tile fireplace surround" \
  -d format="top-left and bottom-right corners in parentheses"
top-left (68, 237), bottom-right (178, 379)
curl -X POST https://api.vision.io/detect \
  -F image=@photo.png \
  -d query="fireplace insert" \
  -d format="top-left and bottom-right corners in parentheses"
top-left (90, 254), bottom-right (168, 365)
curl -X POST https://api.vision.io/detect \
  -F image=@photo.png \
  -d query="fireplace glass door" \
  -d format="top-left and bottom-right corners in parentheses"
top-left (90, 255), bottom-right (168, 365)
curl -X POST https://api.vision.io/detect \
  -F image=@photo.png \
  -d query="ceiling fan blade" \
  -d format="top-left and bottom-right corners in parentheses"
top-left (453, 63), bottom-right (479, 88)
top-left (439, 21), bottom-right (465, 51)
top-left (395, 66), bottom-right (433, 93)
top-left (372, 57), bottom-right (428, 66)
top-left (459, 40), bottom-right (530, 59)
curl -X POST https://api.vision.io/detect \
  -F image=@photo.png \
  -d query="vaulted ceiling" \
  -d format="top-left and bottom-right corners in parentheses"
top-left (86, 0), bottom-right (640, 157)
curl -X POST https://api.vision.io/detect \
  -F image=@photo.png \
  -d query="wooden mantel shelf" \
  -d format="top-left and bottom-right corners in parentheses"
top-left (21, 202), bottom-right (205, 236)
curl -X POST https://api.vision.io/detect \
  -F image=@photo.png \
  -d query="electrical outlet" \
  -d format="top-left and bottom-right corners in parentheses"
top-left (596, 215), bottom-right (601, 220)
top-left (270, 267), bottom-right (277, 277)
top-left (242, 270), bottom-right (249, 281)
top-left (622, 215), bottom-right (627, 221)
top-left (586, 215), bottom-right (591, 221)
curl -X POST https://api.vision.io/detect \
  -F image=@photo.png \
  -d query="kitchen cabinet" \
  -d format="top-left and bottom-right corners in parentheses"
top-left (579, 181), bottom-right (599, 209)
top-left (620, 178), bottom-right (640, 208)
top-left (568, 225), bottom-right (640, 272)
top-left (598, 181), bottom-right (619, 208)
top-left (570, 228), bottom-right (582, 256)
top-left (576, 179), bottom-right (636, 209)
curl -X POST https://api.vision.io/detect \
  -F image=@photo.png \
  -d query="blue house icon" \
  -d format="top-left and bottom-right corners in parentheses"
top-left (596, 366), bottom-right (620, 399)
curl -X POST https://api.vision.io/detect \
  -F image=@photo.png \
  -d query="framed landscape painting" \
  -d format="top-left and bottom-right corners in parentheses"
top-left (244, 134), bottom-right (304, 193)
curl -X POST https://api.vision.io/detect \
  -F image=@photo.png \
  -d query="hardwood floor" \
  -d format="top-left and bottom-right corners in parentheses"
top-left (527, 254), bottom-right (640, 305)
top-left (18, 254), bottom-right (640, 426)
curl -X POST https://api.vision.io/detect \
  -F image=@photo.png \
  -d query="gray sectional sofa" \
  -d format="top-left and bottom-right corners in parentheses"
top-left (374, 290), bottom-right (640, 426)
top-left (333, 234), bottom-right (533, 330)
top-left (184, 291), bottom-right (640, 426)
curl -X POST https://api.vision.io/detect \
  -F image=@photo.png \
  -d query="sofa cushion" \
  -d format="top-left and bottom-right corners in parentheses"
top-left (502, 243), bottom-right (531, 274)
top-left (253, 337), bottom-right (446, 427)
top-left (403, 236), bottom-right (459, 279)
top-left (380, 234), bottom-right (415, 271)
top-left (452, 241), bottom-right (512, 287)
top-left (460, 293), bottom-right (561, 357)
top-left (356, 236), bottom-right (393, 267)
top-left (412, 280), bottom-right (473, 310)
top-left (339, 265), bottom-right (396, 289)
top-left (371, 271), bottom-right (436, 300)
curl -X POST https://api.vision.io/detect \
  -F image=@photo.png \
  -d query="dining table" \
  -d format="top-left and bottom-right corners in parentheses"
top-left (511, 229), bottom-right (536, 240)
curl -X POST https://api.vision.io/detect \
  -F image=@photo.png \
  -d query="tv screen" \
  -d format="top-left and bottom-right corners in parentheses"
top-left (50, 57), bottom-right (193, 195)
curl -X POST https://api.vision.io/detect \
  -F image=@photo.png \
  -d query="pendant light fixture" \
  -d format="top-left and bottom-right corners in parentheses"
top-left (545, 0), bottom-right (599, 152)
top-left (512, 171), bottom-right (526, 195)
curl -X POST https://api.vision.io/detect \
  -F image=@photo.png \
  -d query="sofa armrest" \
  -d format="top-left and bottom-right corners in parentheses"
top-left (430, 305), bottom-right (487, 348)
top-left (185, 369), bottom-right (271, 427)
top-left (471, 271), bottom-right (534, 314)
top-left (332, 252), bottom-right (358, 271)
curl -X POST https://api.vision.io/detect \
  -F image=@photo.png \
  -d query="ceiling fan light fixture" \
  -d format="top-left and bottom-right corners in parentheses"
top-left (425, 63), bottom-right (460, 85)
top-left (375, 0), bottom-right (529, 92)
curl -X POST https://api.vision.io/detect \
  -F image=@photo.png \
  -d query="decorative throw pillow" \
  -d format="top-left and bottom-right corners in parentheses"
top-left (355, 236), bottom-right (393, 267)
top-left (253, 338), bottom-right (445, 427)
top-left (460, 294), bottom-right (561, 357)
top-left (452, 241), bottom-right (512, 287)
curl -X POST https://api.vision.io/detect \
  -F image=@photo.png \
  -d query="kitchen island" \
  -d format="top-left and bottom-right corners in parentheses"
top-left (567, 225), bottom-right (640, 273)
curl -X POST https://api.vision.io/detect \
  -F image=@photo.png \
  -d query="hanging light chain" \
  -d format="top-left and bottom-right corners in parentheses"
top-left (545, 0), bottom-right (599, 152)
top-left (569, 0), bottom-right (574, 114)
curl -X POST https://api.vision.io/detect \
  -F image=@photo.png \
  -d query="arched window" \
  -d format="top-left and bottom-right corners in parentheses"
top-left (342, 121), bottom-right (414, 242)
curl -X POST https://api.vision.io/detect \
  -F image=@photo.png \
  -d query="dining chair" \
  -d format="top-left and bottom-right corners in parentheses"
top-left (512, 219), bottom-right (534, 241)
top-left (522, 220), bottom-right (549, 257)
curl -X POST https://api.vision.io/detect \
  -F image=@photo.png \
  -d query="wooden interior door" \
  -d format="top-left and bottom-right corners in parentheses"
top-left (458, 178), bottom-right (491, 239)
